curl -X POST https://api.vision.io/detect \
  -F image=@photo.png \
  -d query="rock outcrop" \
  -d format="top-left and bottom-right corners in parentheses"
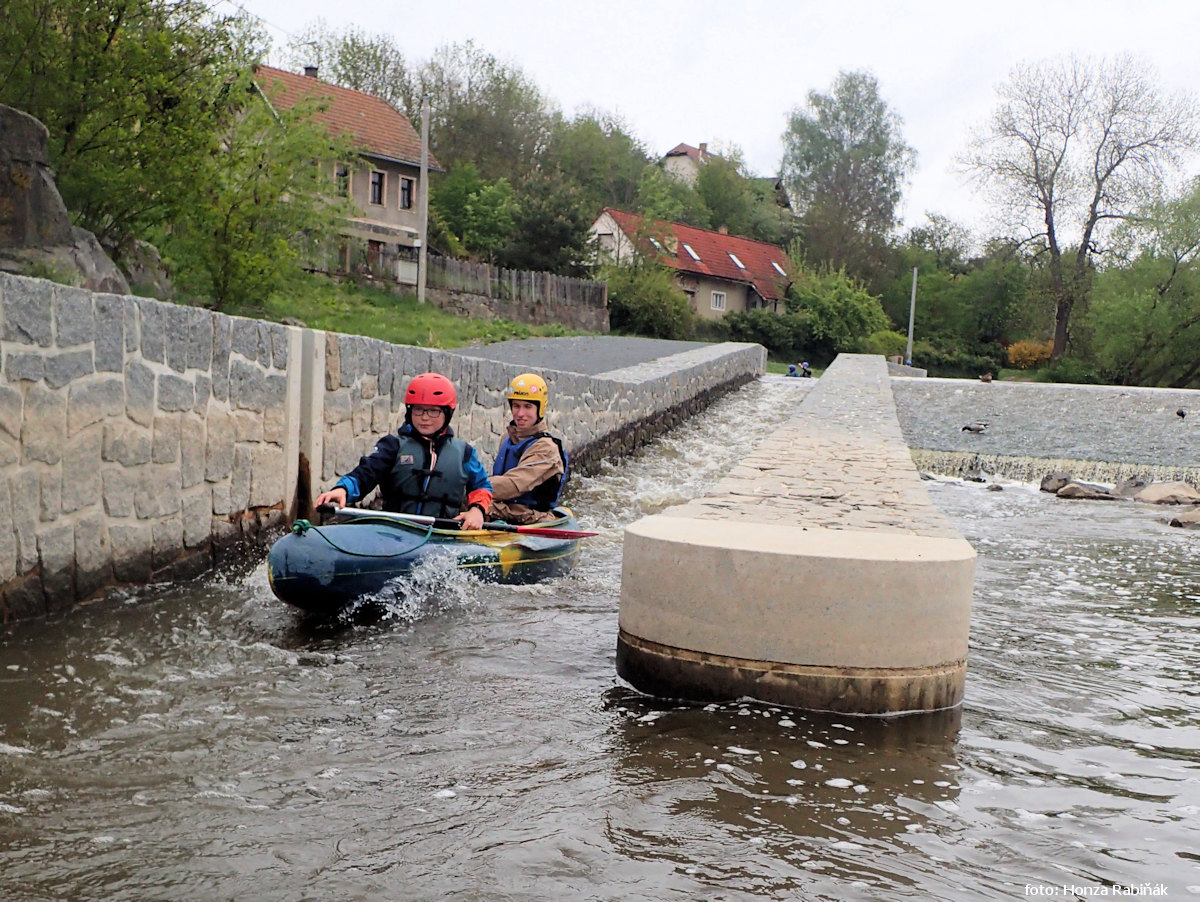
top-left (0, 104), bottom-right (129, 293)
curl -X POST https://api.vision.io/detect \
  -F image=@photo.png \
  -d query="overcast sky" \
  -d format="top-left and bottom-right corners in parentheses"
top-left (236, 0), bottom-right (1200, 235)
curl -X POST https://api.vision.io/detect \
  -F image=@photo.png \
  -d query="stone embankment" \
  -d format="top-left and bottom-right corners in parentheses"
top-left (618, 354), bottom-right (977, 715)
top-left (0, 272), bottom-right (764, 623)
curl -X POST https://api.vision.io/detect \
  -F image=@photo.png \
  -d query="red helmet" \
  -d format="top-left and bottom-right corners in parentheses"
top-left (405, 373), bottom-right (457, 410)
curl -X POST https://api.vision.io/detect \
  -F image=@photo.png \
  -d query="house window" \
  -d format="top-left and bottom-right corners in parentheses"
top-left (683, 243), bottom-right (701, 261)
top-left (771, 260), bottom-right (787, 277)
top-left (370, 171), bottom-right (385, 205)
top-left (367, 240), bottom-right (383, 266)
top-left (335, 163), bottom-right (350, 197)
top-left (711, 290), bottom-right (726, 311)
top-left (400, 177), bottom-right (414, 209)
top-left (728, 252), bottom-right (745, 269)
top-left (597, 232), bottom-right (615, 253)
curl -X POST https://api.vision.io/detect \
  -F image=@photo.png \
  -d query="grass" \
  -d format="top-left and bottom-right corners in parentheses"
top-left (223, 273), bottom-right (587, 348)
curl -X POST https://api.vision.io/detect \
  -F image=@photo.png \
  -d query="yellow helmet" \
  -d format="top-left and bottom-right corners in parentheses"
top-left (506, 373), bottom-right (548, 416)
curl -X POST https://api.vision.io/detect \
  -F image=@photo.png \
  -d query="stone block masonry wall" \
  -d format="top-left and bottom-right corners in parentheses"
top-left (311, 333), bottom-right (765, 502)
top-left (0, 273), bottom-right (300, 623)
top-left (0, 272), bottom-right (765, 623)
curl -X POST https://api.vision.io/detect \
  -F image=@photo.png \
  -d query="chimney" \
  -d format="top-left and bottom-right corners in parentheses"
top-left (699, 142), bottom-right (708, 156)
top-left (304, 65), bottom-right (319, 79)
top-left (718, 225), bottom-right (728, 235)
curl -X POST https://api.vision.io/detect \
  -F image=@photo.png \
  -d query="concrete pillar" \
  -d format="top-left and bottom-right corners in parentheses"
top-left (616, 354), bottom-right (977, 715)
top-left (618, 516), bottom-right (976, 714)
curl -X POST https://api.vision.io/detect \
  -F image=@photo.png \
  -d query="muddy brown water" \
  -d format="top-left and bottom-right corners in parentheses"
top-left (2, 379), bottom-right (1198, 900)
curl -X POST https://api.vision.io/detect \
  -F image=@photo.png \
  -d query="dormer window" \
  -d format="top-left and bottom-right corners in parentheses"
top-left (728, 252), bottom-right (745, 269)
top-left (682, 243), bottom-right (700, 261)
top-left (771, 260), bottom-right (787, 277)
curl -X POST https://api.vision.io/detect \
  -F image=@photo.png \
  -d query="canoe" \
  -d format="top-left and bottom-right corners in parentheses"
top-left (267, 508), bottom-right (583, 615)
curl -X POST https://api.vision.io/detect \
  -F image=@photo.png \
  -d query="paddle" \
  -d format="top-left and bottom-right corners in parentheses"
top-left (315, 505), bottom-right (598, 539)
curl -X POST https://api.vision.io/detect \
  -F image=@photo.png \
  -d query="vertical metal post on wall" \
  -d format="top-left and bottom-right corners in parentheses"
top-left (417, 97), bottom-right (430, 304)
top-left (905, 266), bottom-right (917, 366)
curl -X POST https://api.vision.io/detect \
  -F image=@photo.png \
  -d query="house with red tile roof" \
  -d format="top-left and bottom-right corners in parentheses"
top-left (590, 208), bottom-right (792, 320)
top-left (662, 142), bottom-right (713, 185)
top-left (253, 65), bottom-right (442, 281)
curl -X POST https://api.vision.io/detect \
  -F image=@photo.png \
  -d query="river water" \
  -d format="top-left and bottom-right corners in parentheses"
top-left (2, 378), bottom-right (1199, 901)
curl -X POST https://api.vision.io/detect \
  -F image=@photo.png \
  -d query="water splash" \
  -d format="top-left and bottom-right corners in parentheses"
top-left (341, 553), bottom-right (483, 625)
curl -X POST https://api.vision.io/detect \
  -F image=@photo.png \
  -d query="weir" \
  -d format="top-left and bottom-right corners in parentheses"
top-left (618, 355), bottom-right (978, 715)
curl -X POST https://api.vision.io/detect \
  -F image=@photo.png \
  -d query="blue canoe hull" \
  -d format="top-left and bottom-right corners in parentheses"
top-left (267, 510), bottom-right (582, 615)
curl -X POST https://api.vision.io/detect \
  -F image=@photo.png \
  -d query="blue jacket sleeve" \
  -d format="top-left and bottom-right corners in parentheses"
top-left (334, 434), bottom-right (400, 503)
top-left (463, 445), bottom-right (493, 494)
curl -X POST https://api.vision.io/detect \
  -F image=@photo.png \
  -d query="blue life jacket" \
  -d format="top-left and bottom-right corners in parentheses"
top-left (385, 432), bottom-right (471, 518)
top-left (492, 432), bottom-right (569, 511)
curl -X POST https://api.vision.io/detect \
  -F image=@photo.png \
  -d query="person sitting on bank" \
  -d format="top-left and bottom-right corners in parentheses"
top-left (786, 364), bottom-right (799, 377)
top-left (800, 361), bottom-right (813, 377)
top-left (488, 373), bottom-right (569, 525)
top-left (313, 373), bottom-right (493, 530)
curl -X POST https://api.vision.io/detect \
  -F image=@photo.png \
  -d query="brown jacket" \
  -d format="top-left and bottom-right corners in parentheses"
top-left (487, 419), bottom-right (565, 524)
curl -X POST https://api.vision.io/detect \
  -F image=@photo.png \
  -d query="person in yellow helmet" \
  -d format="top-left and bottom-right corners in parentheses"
top-left (488, 372), bottom-right (569, 525)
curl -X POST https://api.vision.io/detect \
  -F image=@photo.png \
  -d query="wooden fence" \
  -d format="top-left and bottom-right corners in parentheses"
top-left (426, 256), bottom-right (607, 308)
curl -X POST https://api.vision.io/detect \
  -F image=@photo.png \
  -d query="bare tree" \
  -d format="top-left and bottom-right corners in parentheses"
top-left (962, 54), bottom-right (1199, 358)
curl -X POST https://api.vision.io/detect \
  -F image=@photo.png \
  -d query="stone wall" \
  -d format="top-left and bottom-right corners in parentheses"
top-left (0, 272), bottom-right (764, 623)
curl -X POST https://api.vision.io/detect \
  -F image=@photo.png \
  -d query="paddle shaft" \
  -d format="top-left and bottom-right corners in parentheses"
top-left (316, 505), bottom-right (597, 538)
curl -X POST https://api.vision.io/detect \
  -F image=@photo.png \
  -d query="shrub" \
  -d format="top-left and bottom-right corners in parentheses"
top-left (602, 264), bottom-right (696, 339)
top-left (912, 341), bottom-right (1004, 378)
top-left (1036, 357), bottom-right (1102, 384)
top-left (1006, 339), bottom-right (1053, 369)
top-left (855, 329), bottom-right (908, 358)
top-left (722, 308), bottom-right (812, 359)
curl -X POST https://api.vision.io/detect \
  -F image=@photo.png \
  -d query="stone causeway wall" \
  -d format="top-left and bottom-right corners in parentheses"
top-left (0, 272), bottom-right (763, 623)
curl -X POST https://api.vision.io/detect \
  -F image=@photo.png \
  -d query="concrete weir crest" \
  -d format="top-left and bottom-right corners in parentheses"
top-left (617, 354), bottom-right (978, 715)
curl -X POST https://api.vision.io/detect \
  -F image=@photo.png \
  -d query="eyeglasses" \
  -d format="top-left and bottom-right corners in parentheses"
top-left (411, 406), bottom-right (444, 418)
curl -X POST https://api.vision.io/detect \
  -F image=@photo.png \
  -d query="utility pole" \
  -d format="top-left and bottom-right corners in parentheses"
top-left (905, 266), bottom-right (917, 366)
top-left (417, 97), bottom-right (430, 304)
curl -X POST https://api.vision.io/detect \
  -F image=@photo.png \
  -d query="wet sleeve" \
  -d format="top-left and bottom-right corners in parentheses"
top-left (463, 445), bottom-right (493, 511)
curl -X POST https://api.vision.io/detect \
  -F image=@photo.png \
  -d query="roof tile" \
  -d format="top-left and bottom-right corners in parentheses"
top-left (253, 66), bottom-right (440, 170)
top-left (603, 208), bottom-right (792, 302)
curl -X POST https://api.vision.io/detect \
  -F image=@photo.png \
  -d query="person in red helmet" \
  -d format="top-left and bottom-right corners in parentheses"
top-left (314, 373), bottom-right (493, 529)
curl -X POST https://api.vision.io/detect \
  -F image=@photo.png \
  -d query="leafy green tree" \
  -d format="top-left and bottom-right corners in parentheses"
top-left (498, 169), bottom-right (591, 275)
top-left (1085, 179), bottom-right (1200, 386)
top-left (634, 165), bottom-right (709, 227)
top-left (416, 40), bottom-right (557, 184)
top-left (548, 109), bottom-right (651, 215)
top-left (431, 164), bottom-right (486, 247)
top-left (961, 54), bottom-right (1199, 358)
top-left (784, 262), bottom-right (889, 359)
top-left (162, 71), bottom-right (356, 309)
top-left (694, 149), bottom-right (755, 236)
top-left (429, 164), bottom-right (517, 262)
top-left (282, 19), bottom-right (415, 117)
top-left (781, 70), bottom-right (916, 283)
top-left (462, 179), bottom-right (517, 262)
top-left (0, 0), bottom-right (261, 258)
